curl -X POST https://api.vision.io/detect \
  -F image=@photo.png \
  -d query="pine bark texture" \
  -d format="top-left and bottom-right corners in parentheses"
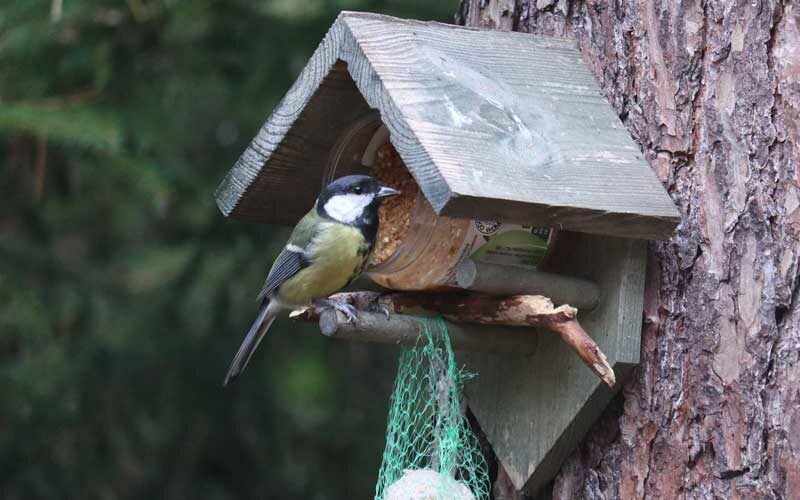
top-left (456, 1), bottom-right (800, 499)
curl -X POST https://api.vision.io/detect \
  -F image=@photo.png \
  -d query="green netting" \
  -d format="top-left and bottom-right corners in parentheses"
top-left (375, 318), bottom-right (491, 500)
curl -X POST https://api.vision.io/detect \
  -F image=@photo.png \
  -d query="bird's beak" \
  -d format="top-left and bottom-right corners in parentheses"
top-left (377, 185), bottom-right (401, 198)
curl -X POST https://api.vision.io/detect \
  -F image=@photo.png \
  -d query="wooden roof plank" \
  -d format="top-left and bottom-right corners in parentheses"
top-left (216, 12), bottom-right (681, 239)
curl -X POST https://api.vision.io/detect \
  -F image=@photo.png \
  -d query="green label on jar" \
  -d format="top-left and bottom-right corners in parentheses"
top-left (466, 221), bottom-right (551, 268)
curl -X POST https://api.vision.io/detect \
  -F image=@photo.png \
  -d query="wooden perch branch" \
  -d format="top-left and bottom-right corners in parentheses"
top-left (456, 260), bottom-right (600, 310)
top-left (291, 291), bottom-right (616, 387)
top-left (291, 308), bottom-right (540, 355)
top-left (378, 292), bottom-right (614, 387)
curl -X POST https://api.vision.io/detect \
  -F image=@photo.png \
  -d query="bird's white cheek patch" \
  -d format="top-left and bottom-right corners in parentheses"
top-left (323, 193), bottom-right (374, 223)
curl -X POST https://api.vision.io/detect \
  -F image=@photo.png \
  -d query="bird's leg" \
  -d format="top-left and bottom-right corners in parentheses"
top-left (367, 302), bottom-right (391, 319)
top-left (312, 298), bottom-right (358, 323)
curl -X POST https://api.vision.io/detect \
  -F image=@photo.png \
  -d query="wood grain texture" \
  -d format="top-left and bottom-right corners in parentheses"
top-left (384, 291), bottom-right (618, 387)
top-left (460, 232), bottom-right (646, 495)
top-left (456, 260), bottom-right (600, 309)
top-left (290, 309), bottom-right (541, 356)
top-left (458, 0), bottom-right (800, 499)
top-left (216, 60), bottom-right (372, 225)
top-left (215, 12), bottom-right (680, 240)
top-left (295, 290), bottom-right (615, 386)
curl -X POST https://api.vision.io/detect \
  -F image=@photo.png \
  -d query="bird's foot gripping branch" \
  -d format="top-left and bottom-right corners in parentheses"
top-left (290, 290), bottom-right (615, 388)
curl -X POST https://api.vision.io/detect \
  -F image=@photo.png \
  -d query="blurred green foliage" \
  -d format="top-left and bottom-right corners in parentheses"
top-left (0, 1), bottom-right (455, 498)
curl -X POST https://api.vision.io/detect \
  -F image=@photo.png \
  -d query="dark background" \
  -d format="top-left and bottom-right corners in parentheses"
top-left (0, 1), bottom-right (455, 498)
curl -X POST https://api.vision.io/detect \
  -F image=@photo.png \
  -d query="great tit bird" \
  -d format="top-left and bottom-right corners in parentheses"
top-left (223, 175), bottom-right (400, 386)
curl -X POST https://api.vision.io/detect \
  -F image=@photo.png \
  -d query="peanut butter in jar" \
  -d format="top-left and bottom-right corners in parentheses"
top-left (366, 142), bottom-right (471, 291)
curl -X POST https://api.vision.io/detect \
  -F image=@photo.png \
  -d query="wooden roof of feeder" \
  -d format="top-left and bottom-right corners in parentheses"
top-left (216, 12), bottom-right (680, 240)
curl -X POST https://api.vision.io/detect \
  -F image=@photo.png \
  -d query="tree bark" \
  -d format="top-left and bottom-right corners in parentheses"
top-left (456, 1), bottom-right (800, 498)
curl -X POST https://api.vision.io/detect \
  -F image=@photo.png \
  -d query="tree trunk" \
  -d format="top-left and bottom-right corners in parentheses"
top-left (456, 1), bottom-right (800, 498)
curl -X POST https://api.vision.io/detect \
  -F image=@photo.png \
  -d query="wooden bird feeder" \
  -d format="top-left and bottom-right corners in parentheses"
top-left (215, 12), bottom-right (680, 496)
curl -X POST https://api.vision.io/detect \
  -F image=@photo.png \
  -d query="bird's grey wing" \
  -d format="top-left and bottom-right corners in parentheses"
top-left (256, 248), bottom-right (308, 302)
top-left (255, 207), bottom-right (320, 302)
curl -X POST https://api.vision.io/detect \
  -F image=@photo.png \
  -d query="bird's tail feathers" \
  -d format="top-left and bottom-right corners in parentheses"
top-left (223, 300), bottom-right (280, 386)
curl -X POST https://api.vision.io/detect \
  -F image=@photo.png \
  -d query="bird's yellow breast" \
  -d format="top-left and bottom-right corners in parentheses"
top-left (277, 223), bottom-right (369, 306)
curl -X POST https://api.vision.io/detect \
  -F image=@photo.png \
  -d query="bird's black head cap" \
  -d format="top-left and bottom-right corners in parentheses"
top-left (317, 175), bottom-right (399, 240)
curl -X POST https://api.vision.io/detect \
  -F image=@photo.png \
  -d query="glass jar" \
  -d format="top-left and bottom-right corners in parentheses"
top-left (325, 113), bottom-right (555, 291)
top-left (367, 191), bottom-right (471, 290)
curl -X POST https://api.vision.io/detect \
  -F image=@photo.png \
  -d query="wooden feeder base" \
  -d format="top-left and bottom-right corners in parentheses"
top-left (290, 231), bottom-right (644, 496)
top-left (461, 232), bottom-right (646, 496)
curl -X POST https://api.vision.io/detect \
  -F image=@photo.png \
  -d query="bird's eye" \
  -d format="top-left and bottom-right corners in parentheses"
top-left (354, 186), bottom-right (363, 194)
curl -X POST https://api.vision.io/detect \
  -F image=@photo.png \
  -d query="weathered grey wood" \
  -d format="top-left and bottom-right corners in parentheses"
top-left (296, 290), bottom-right (614, 386)
top-left (380, 292), bottom-right (615, 387)
top-left (215, 12), bottom-right (680, 240)
top-left (455, 260), bottom-right (600, 309)
top-left (309, 310), bottom-right (540, 356)
top-left (216, 60), bottom-right (373, 225)
top-left (460, 231), bottom-right (646, 495)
